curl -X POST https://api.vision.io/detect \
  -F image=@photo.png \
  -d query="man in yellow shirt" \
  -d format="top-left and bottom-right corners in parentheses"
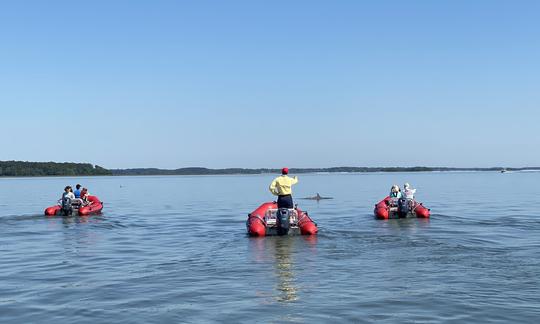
top-left (269, 168), bottom-right (298, 209)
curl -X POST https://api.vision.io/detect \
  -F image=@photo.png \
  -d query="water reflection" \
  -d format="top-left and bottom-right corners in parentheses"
top-left (249, 236), bottom-right (318, 304)
top-left (44, 214), bottom-right (103, 228)
top-left (273, 237), bottom-right (298, 302)
top-left (375, 217), bottom-right (430, 234)
top-left (43, 215), bottom-right (105, 254)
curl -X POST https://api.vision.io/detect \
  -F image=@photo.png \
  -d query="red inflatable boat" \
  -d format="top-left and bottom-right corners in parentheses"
top-left (247, 202), bottom-right (318, 236)
top-left (374, 197), bottom-right (430, 219)
top-left (44, 195), bottom-right (103, 216)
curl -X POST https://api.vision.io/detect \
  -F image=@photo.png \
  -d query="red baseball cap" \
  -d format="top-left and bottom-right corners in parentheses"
top-left (282, 167), bottom-right (289, 174)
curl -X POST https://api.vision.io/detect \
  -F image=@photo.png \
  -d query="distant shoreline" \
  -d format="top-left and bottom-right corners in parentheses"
top-left (110, 166), bottom-right (540, 176)
top-left (1, 161), bottom-right (539, 177)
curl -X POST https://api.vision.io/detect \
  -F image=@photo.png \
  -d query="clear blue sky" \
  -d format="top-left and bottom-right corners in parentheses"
top-left (0, 1), bottom-right (538, 169)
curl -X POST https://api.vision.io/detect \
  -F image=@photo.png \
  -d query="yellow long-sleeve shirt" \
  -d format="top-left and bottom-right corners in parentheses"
top-left (269, 175), bottom-right (298, 196)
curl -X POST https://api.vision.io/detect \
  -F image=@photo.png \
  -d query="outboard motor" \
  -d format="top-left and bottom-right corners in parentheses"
top-left (61, 197), bottom-right (73, 216)
top-left (276, 208), bottom-right (291, 235)
top-left (397, 198), bottom-right (409, 218)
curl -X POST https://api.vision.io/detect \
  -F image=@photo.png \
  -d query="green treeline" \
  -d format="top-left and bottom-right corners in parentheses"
top-left (2, 161), bottom-right (539, 177)
top-left (0, 161), bottom-right (111, 177)
top-left (110, 166), bottom-right (540, 175)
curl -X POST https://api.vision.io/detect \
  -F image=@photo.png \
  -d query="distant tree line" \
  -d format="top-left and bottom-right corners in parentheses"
top-left (110, 166), bottom-right (540, 176)
top-left (2, 161), bottom-right (539, 177)
top-left (0, 161), bottom-right (111, 177)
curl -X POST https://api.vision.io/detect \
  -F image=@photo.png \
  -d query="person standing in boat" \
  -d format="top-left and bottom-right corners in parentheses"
top-left (59, 186), bottom-right (76, 215)
top-left (269, 168), bottom-right (298, 209)
top-left (61, 186), bottom-right (75, 202)
top-left (60, 186), bottom-right (75, 207)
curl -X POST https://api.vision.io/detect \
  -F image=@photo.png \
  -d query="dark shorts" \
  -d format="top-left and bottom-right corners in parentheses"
top-left (277, 194), bottom-right (294, 209)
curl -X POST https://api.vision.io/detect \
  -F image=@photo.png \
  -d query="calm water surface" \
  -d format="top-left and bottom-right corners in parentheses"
top-left (1, 172), bottom-right (539, 323)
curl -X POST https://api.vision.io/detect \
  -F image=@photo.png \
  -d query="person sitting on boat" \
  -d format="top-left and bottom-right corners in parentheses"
top-left (389, 185), bottom-right (402, 199)
top-left (269, 168), bottom-right (298, 209)
top-left (74, 184), bottom-right (82, 198)
top-left (403, 183), bottom-right (416, 200)
top-left (80, 187), bottom-right (93, 205)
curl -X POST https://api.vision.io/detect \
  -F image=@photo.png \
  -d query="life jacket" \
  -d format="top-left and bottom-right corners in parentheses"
top-left (390, 191), bottom-right (402, 198)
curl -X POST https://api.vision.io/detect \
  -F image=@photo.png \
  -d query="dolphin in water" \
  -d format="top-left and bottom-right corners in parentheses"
top-left (301, 193), bottom-right (333, 201)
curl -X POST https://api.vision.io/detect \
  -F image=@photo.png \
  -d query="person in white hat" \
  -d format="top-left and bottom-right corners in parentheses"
top-left (403, 183), bottom-right (417, 200)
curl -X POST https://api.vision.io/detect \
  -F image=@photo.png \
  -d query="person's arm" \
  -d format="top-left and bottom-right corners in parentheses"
top-left (291, 176), bottom-right (298, 185)
top-left (269, 178), bottom-right (279, 196)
